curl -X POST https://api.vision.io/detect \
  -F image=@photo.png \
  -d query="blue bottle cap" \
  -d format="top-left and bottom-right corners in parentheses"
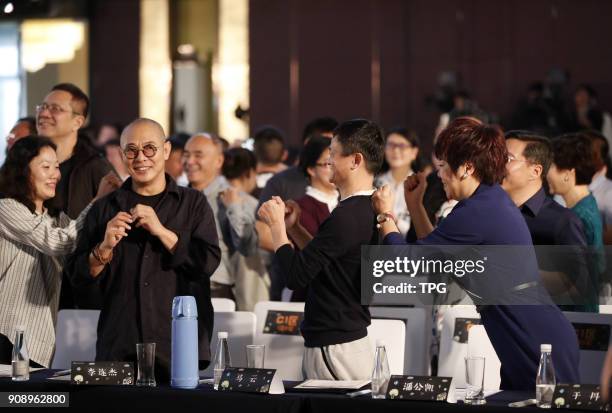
top-left (172, 296), bottom-right (198, 319)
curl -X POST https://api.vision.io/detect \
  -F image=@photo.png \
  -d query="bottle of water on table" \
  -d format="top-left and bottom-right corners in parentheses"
top-left (213, 332), bottom-right (231, 390)
top-left (371, 339), bottom-right (390, 399)
top-left (12, 326), bottom-right (29, 382)
top-left (536, 344), bottom-right (556, 408)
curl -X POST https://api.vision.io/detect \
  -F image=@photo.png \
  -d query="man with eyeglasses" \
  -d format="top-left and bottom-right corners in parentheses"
top-left (502, 131), bottom-right (593, 311)
top-left (37, 83), bottom-right (113, 310)
top-left (67, 118), bottom-right (221, 383)
top-left (36, 83), bottom-right (112, 219)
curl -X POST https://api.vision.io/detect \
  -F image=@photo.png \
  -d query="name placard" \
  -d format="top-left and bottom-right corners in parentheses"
top-left (386, 375), bottom-right (451, 401)
top-left (71, 362), bottom-right (134, 386)
top-left (217, 367), bottom-right (276, 393)
top-left (552, 384), bottom-right (609, 411)
top-left (453, 318), bottom-right (481, 343)
top-left (263, 310), bottom-right (303, 335)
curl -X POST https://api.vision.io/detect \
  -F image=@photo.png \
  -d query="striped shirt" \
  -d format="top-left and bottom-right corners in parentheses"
top-left (0, 198), bottom-right (91, 367)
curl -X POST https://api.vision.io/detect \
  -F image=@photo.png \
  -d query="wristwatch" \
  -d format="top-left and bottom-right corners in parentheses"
top-left (376, 212), bottom-right (396, 228)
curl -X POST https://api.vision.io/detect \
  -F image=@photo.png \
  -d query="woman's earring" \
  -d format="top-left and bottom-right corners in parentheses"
top-left (461, 171), bottom-right (469, 180)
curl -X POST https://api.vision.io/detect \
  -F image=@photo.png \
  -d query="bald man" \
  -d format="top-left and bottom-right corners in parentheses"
top-left (67, 118), bottom-right (221, 382)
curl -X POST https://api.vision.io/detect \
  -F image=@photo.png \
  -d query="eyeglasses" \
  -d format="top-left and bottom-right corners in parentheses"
top-left (35, 103), bottom-right (82, 116)
top-left (507, 154), bottom-right (529, 164)
top-left (386, 142), bottom-right (413, 151)
top-left (123, 144), bottom-right (160, 160)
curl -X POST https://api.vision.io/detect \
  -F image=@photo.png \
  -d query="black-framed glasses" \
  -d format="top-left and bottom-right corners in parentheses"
top-left (35, 103), bottom-right (82, 116)
top-left (123, 144), bottom-right (160, 160)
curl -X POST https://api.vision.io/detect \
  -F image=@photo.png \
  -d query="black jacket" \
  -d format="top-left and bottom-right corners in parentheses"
top-left (48, 135), bottom-right (112, 219)
top-left (66, 176), bottom-right (221, 379)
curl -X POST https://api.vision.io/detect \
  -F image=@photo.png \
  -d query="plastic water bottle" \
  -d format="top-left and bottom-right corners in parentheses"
top-left (536, 344), bottom-right (556, 408)
top-left (371, 339), bottom-right (390, 399)
top-left (171, 296), bottom-right (199, 389)
top-left (213, 332), bottom-right (231, 390)
top-left (12, 327), bottom-right (29, 381)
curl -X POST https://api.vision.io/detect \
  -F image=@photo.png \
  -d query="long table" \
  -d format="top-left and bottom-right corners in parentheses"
top-left (0, 370), bottom-right (584, 412)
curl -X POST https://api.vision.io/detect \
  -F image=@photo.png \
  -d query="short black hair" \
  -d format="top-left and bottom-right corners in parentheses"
top-left (104, 138), bottom-right (121, 148)
top-left (168, 132), bottom-right (190, 152)
top-left (333, 119), bottom-right (385, 175)
top-left (51, 83), bottom-right (89, 118)
top-left (16, 117), bottom-right (37, 135)
top-left (253, 126), bottom-right (285, 165)
top-left (505, 130), bottom-right (553, 180)
top-left (298, 135), bottom-right (331, 179)
top-left (584, 129), bottom-right (611, 176)
top-left (222, 147), bottom-right (257, 180)
top-left (385, 126), bottom-right (424, 172)
top-left (0, 136), bottom-right (59, 216)
top-left (551, 133), bottom-right (598, 185)
top-left (302, 117), bottom-right (338, 141)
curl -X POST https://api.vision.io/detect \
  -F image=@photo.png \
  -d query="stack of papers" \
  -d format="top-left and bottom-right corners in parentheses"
top-left (294, 379), bottom-right (370, 390)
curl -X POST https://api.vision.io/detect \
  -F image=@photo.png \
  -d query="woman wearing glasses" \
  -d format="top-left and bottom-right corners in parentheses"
top-left (0, 136), bottom-right (119, 368)
top-left (374, 128), bottom-right (421, 236)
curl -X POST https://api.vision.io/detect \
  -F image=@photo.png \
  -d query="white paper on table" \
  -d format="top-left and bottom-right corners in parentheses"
top-left (0, 364), bottom-right (45, 377)
top-left (294, 379), bottom-right (371, 390)
top-left (47, 375), bottom-right (71, 381)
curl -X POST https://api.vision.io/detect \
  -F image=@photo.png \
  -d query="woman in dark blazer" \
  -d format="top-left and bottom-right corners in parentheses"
top-left (373, 117), bottom-right (580, 391)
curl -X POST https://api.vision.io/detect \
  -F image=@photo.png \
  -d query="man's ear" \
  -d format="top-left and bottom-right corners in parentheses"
top-left (163, 140), bottom-right (171, 161)
top-left (531, 163), bottom-right (543, 181)
top-left (353, 153), bottom-right (364, 170)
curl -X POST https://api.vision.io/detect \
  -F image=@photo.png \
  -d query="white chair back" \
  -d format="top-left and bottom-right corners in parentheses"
top-left (253, 301), bottom-right (305, 380)
top-left (52, 309), bottom-right (100, 369)
top-left (368, 319), bottom-right (406, 375)
top-left (212, 298), bottom-right (236, 312)
top-left (467, 325), bottom-right (501, 390)
top-left (201, 311), bottom-right (256, 377)
top-left (370, 306), bottom-right (431, 375)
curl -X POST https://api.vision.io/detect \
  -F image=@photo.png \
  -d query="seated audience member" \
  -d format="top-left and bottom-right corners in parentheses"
top-left (252, 126), bottom-right (288, 197)
top-left (67, 118), bottom-right (221, 382)
top-left (375, 128), bottom-right (421, 236)
top-left (104, 139), bottom-right (130, 181)
top-left (548, 133), bottom-right (604, 311)
top-left (373, 117), bottom-right (580, 391)
top-left (258, 119), bottom-right (383, 380)
top-left (503, 131), bottom-right (587, 245)
top-left (6, 117), bottom-right (36, 150)
top-left (586, 130), bottom-right (612, 236)
top-left (221, 147), bottom-right (270, 310)
top-left (548, 133), bottom-right (603, 248)
top-left (95, 123), bottom-right (121, 148)
top-left (184, 133), bottom-right (260, 302)
top-left (289, 135), bottom-right (338, 301)
top-left (503, 131), bottom-right (592, 311)
top-left (0, 136), bottom-right (118, 367)
top-left (257, 117), bottom-right (338, 300)
top-left (166, 133), bottom-right (190, 186)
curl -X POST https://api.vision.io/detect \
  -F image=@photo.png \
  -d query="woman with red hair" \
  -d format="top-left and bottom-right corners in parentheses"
top-left (373, 117), bottom-right (579, 391)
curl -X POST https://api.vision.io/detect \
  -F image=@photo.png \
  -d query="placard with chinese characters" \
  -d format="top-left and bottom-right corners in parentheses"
top-left (217, 367), bottom-right (276, 393)
top-left (70, 362), bottom-right (134, 386)
top-left (553, 384), bottom-right (609, 411)
top-left (263, 310), bottom-right (303, 335)
top-left (386, 376), bottom-right (451, 401)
